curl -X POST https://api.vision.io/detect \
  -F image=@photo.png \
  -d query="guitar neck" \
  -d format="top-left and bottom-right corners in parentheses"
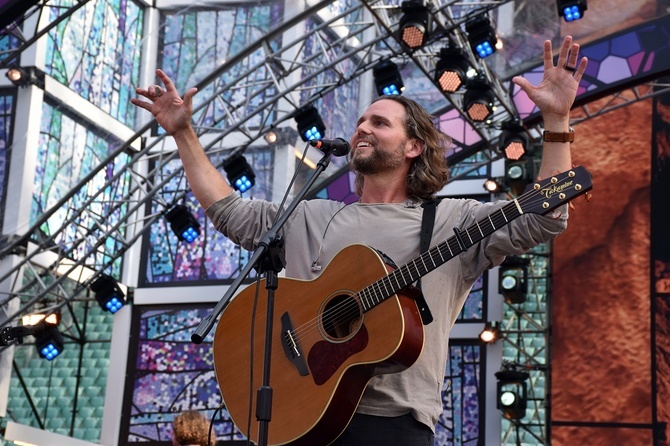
top-left (358, 199), bottom-right (524, 312)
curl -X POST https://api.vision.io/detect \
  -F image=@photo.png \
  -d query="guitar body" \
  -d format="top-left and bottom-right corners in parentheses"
top-left (213, 244), bottom-right (425, 446)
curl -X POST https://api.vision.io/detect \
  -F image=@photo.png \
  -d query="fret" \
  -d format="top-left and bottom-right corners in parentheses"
top-left (475, 220), bottom-right (484, 238)
top-left (436, 246), bottom-right (445, 262)
top-left (391, 270), bottom-right (402, 290)
top-left (488, 214), bottom-right (496, 230)
top-left (446, 240), bottom-right (454, 257)
top-left (500, 207), bottom-right (509, 223)
top-left (465, 227), bottom-right (474, 245)
top-left (427, 250), bottom-right (437, 268)
top-left (419, 255), bottom-right (428, 274)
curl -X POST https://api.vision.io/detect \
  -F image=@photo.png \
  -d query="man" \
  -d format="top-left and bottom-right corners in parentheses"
top-left (132, 36), bottom-right (587, 445)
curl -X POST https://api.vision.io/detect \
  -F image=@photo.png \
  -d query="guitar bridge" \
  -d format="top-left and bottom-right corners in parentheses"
top-left (281, 312), bottom-right (309, 376)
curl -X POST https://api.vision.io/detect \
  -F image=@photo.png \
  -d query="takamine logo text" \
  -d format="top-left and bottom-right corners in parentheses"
top-left (540, 180), bottom-right (573, 198)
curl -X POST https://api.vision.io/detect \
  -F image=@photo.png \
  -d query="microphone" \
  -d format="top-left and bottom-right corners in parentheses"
top-left (309, 138), bottom-right (351, 157)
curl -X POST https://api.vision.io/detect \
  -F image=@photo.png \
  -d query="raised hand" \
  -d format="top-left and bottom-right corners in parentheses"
top-left (131, 69), bottom-right (198, 136)
top-left (512, 36), bottom-right (588, 120)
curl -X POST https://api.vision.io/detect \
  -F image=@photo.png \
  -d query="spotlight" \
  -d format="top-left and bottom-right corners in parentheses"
top-left (35, 323), bottom-right (64, 361)
top-left (22, 312), bottom-right (60, 327)
top-left (434, 47), bottom-right (470, 93)
top-left (498, 256), bottom-right (530, 304)
top-left (483, 178), bottom-right (505, 194)
top-left (398, 0), bottom-right (430, 50)
top-left (557, 0), bottom-right (587, 22)
top-left (90, 274), bottom-right (127, 314)
top-left (505, 159), bottom-right (534, 197)
top-left (465, 16), bottom-right (497, 59)
top-left (264, 131), bottom-right (278, 144)
top-left (463, 77), bottom-right (495, 122)
top-left (499, 120), bottom-right (529, 161)
top-left (223, 153), bottom-right (256, 193)
top-left (294, 105), bottom-right (327, 142)
top-left (4, 66), bottom-right (45, 88)
top-left (479, 321), bottom-right (502, 344)
top-left (165, 204), bottom-right (201, 242)
top-left (373, 60), bottom-right (404, 96)
top-left (495, 369), bottom-right (529, 420)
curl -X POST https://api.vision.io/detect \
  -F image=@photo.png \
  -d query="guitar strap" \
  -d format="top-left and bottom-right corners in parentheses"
top-left (415, 199), bottom-right (440, 325)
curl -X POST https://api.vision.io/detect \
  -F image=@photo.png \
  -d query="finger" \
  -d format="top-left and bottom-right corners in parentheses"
top-left (130, 97), bottom-right (152, 112)
top-left (566, 43), bottom-right (580, 68)
top-left (542, 40), bottom-right (553, 71)
top-left (557, 35), bottom-right (573, 68)
top-left (156, 69), bottom-right (177, 93)
top-left (183, 87), bottom-right (198, 109)
top-left (512, 75), bottom-right (532, 95)
top-left (135, 87), bottom-right (153, 99)
top-left (572, 56), bottom-right (589, 82)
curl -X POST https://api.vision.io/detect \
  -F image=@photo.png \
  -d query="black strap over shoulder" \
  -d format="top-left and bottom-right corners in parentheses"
top-left (414, 199), bottom-right (441, 325)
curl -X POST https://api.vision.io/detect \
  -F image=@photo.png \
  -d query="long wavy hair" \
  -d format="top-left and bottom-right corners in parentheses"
top-left (352, 95), bottom-right (450, 200)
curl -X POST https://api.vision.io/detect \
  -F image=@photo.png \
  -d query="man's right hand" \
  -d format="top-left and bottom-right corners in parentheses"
top-left (131, 69), bottom-right (198, 136)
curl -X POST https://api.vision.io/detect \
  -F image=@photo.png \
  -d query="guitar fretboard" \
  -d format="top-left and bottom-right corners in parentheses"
top-left (357, 199), bottom-right (523, 312)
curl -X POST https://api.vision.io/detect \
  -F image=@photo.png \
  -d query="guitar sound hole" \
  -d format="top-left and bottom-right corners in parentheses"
top-left (320, 294), bottom-right (362, 341)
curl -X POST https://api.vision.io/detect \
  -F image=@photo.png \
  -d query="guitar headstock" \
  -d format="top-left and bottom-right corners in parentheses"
top-left (520, 166), bottom-right (593, 215)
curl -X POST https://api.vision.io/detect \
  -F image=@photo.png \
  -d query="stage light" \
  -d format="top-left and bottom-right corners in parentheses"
top-left (463, 77), bottom-right (495, 122)
top-left (264, 131), bottom-right (277, 144)
top-left (434, 47), bottom-right (470, 93)
top-left (483, 178), bottom-right (505, 194)
top-left (223, 153), bottom-right (256, 193)
top-left (90, 274), bottom-right (127, 314)
top-left (495, 369), bottom-right (529, 420)
top-left (479, 321), bottom-right (502, 344)
top-left (165, 204), bottom-right (201, 242)
top-left (505, 158), bottom-right (534, 197)
top-left (373, 60), bottom-right (404, 96)
top-left (499, 120), bottom-right (529, 161)
top-left (398, 0), bottom-right (430, 50)
top-left (4, 66), bottom-right (45, 88)
top-left (499, 256), bottom-right (530, 304)
top-left (35, 323), bottom-right (64, 361)
top-left (557, 0), bottom-right (587, 22)
top-left (466, 16), bottom-right (497, 59)
top-left (294, 105), bottom-right (327, 142)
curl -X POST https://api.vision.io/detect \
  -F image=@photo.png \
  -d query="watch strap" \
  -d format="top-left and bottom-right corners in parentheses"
top-left (543, 127), bottom-right (574, 143)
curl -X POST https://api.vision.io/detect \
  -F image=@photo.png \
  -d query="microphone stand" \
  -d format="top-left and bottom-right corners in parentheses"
top-left (192, 149), bottom-right (338, 446)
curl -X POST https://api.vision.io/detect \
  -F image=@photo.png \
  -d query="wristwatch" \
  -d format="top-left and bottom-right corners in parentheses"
top-left (542, 127), bottom-right (574, 143)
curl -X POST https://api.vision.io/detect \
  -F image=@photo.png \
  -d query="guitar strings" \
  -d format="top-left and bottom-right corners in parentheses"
top-left (287, 178), bottom-right (581, 346)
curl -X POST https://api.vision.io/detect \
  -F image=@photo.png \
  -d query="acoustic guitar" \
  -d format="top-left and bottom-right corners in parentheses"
top-left (213, 166), bottom-right (592, 446)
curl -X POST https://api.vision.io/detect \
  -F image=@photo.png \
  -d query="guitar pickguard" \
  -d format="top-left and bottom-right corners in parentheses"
top-left (307, 325), bottom-right (368, 385)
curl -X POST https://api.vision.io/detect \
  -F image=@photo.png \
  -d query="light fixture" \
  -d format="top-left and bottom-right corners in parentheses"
top-left (483, 177), bottom-right (505, 194)
top-left (499, 119), bottom-right (529, 161)
top-left (465, 16), bottom-right (497, 59)
top-left (264, 131), bottom-right (278, 144)
top-left (4, 66), bottom-right (45, 89)
top-left (479, 321), bottom-right (502, 344)
top-left (495, 369), bottom-right (529, 420)
top-left (463, 77), bottom-right (495, 122)
top-left (434, 47), bottom-right (470, 93)
top-left (35, 323), bottom-right (64, 361)
top-left (373, 60), bottom-right (404, 96)
top-left (223, 153), bottom-right (256, 193)
top-left (165, 204), bottom-right (201, 242)
top-left (557, 0), bottom-right (587, 22)
top-left (90, 273), bottom-right (127, 314)
top-left (498, 256), bottom-right (530, 304)
top-left (398, 0), bottom-right (431, 50)
top-left (294, 105), bottom-right (327, 142)
top-left (505, 159), bottom-right (534, 197)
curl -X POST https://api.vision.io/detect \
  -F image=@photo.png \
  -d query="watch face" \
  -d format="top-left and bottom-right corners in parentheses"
top-left (500, 391), bottom-right (516, 406)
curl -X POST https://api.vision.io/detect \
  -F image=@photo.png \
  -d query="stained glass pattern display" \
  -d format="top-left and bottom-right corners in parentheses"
top-left (33, 100), bottom-right (131, 277)
top-left (0, 90), bottom-right (14, 234)
top-left (160, 2), bottom-right (283, 132)
top-left (44, 0), bottom-right (144, 127)
top-left (0, 30), bottom-right (20, 65)
top-left (123, 306), bottom-right (243, 443)
top-left (436, 342), bottom-right (481, 446)
top-left (142, 147), bottom-right (273, 285)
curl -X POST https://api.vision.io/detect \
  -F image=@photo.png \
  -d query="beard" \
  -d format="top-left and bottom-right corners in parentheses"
top-left (351, 139), bottom-right (407, 175)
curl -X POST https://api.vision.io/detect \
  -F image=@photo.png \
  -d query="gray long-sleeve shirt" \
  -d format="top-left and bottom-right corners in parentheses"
top-left (206, 193), bottom-right (567, 431)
